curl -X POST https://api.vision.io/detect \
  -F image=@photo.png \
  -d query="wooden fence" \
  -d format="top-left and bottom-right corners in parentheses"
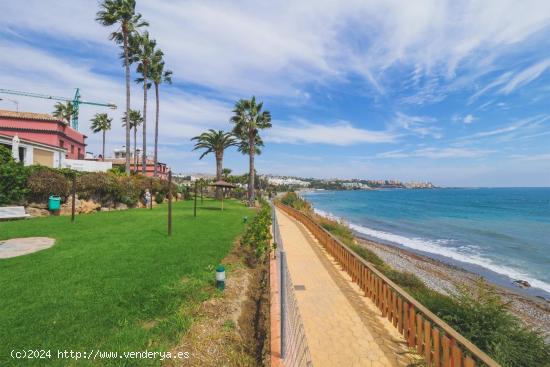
top-left (276, 203), bottom-right (501, 367)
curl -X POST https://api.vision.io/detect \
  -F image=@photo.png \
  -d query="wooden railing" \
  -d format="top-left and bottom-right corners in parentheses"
top-left (276, 203), bottom-right (501, 367)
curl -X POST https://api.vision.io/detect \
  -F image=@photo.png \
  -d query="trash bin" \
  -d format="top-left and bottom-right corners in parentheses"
top-left (48, 196), bottom-right (61, 211)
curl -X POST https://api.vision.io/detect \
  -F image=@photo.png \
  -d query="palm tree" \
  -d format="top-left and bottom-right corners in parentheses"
top-left (90, 113), bottom-right (113, 160)
top-left (222, 168), bottom-right (232, 180)
top-left (52, 102), bottom-right (74, 125)
top-left (96, 0), bottom-right (148, 175)
top-left (230, 97), bottom-right (272, 207)
top-left (191, 130), bottom-right (237, 198)
top-left (148, 49), bottom-right (173, 177)
top-left (130, 31), bottom-right (156, 175)
top-left (122, 109), bottom-right (143, 172)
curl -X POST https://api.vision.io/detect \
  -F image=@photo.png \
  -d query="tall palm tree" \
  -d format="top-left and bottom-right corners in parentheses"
top-left (96, 0), bottom-right (148, 175)
top-left (148, 49), bottom-right (173, 177)
top-left (90, 113), bottom-right (113, 160)
top-left (191, 130), bottom-right (237, 198)
top-left (130, 31), bottom-right (156, 175)
top-left (122, 109), bottom-right (143, 172)
top-left (230, 97), bottom-right (272, 207)
top-left (52, 102), bottom-right (74, 125)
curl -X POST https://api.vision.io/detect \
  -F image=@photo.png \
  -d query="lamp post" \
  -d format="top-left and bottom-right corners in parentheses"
top-left (0, 97), bottom-right (19, 112)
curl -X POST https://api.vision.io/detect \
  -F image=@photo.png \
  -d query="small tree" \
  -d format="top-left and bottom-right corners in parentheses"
top-left (90, 113), bottom-right (113, 160)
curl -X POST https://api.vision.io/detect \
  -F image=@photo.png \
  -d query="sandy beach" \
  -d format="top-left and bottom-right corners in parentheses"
top-left (354, 237), bottom-right (550, 339)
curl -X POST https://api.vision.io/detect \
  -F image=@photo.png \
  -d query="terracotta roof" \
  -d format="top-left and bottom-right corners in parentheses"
top-left (0, 109), bottom-right (63, 122)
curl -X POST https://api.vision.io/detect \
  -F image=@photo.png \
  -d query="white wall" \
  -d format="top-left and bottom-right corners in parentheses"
top-left (63, 159), bottom-right (112, 172)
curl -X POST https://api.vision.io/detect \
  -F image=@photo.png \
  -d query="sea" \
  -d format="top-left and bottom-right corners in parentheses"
top-left (301, 188), bottom-right (550, 298)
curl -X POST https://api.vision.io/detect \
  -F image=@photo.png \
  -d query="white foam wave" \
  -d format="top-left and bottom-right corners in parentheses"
top-left (313, 208), bottom-right (550, 294)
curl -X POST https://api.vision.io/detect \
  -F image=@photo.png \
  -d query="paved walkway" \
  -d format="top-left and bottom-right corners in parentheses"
top-left (0, 237), bottom-right (55, 259)
top-left (276, 208), bottom-right (416, 367)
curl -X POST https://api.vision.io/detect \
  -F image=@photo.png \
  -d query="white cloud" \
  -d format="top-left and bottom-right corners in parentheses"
top-left (499, 58), bottom-right (550, 94)
top-left (392, 112), bottom-right (442, 138)
top-left (266, 120), bottom-right (397, 145)
top-left (463, 114), bottom-right (474, 124)
top-left (377, 147), bottom-right (491, 159)
top-left (2, 0), bottom-right (550, 98)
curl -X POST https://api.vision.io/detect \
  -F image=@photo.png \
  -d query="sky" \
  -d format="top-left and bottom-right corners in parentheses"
top-left (1, 0), bottom-right (549, 187)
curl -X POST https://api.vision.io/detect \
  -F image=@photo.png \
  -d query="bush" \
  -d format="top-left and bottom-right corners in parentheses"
top-left (77, 172), bottom-right (112, 202)
top-left (155, 192), bottom-right (165, 204)
top-left (27, 167), bottom-right (69, 202)
top-left (240, 202), bottom-right (272, 264)
top-left (0, 146), bottom-right (29, 205)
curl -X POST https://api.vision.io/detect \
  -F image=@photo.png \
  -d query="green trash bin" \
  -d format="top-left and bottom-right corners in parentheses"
top-left (48, 196), bottom-right (61, 211)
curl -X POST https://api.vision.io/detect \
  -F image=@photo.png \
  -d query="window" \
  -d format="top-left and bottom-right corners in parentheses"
top-left (77, 148), bottom-right (81, 159)
top-left (71, 145), bottom-right (74, 154)
top-left (59, 140), bottom-right (64, 148)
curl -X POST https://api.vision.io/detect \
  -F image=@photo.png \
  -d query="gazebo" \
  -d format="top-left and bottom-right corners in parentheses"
top-left (209, 180), bottom-right (237, 210)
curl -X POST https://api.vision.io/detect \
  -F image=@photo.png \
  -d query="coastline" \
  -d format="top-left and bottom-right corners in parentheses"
top-left (354, 235), bottom-right (550, 339)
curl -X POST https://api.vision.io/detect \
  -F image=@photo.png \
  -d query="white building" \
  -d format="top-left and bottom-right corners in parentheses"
top-left (1, 133), bottom-right (66, 168)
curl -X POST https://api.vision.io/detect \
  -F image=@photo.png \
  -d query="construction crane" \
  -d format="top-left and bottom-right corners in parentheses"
top-left (0, 88), bottom-right (116, 131)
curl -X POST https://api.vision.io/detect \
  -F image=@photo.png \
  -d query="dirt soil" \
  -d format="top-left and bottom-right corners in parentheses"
top-left (166, 243), bottom-right (270, 367)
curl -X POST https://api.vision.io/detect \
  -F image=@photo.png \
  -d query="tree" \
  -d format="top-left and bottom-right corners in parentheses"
top-left (96, 0), bottom-right (148, 175)
top-left (191, 130), bottom-right (237, 198)
top-left (52, 102), bottom-right (74, 125)
top-left (90, 113), bottom-right (113, 160)
top-left (148, 49), bottom-right (173, 177)
top-left (121, 109), bottom-right (143, 172)
top-left (130, 31), bottom-right (156, 175)
top-left (230, 97), bottom-right (271, 207)
top-left (222, 168), bottom-right (232, 180)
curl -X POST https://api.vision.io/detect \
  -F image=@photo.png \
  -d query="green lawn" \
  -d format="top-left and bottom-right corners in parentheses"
top-left (0, 199), bottom-right (254, 366)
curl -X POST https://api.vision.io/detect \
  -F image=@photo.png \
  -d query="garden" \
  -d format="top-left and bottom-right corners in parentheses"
top-left (0, 198), bottom-right (256, 366)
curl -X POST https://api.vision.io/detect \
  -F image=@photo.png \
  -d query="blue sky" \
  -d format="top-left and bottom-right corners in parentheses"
top-left (1, 0), bottom-right (549, 186)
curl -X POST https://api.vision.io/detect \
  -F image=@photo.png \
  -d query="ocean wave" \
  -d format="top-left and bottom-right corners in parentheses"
top-left (313, 208), bottom-right (550, 294)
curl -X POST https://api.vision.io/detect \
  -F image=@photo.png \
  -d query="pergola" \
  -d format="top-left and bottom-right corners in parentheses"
top-left (209, 180), bottom-right (237, 210)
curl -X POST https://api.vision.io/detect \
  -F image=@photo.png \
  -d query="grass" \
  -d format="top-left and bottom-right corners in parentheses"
top-left (0, 198), bottom-right (254, 366)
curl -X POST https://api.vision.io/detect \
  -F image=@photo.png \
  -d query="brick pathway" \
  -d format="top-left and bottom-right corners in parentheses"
top-left (276, 208), bottom-right (417, 367)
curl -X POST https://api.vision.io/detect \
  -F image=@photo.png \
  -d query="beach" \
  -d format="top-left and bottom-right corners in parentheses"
top-left (355, 236), bottom-right (550, 339)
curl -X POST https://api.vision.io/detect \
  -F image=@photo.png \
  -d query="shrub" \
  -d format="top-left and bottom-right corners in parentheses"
top-left (280, 191), bottom-right (312, 213)
top-left (27, 167), bottom-right (69, 202)
top-left (240, 202), bottom-right (272, 265)
top-left (155, 192), bottom-right (165, 204)
top-left (77, 172), bottom-right (112, 201)
top-left (0, 146), bottom-right (29, 205)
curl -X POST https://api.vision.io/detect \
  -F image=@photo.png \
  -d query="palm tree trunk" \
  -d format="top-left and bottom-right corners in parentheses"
top-left (142, 65), bottom-right (148, 175)
top-left (102, 130), bottom-right (106, 161)
top-left (248, 134), bottom-right (255, 207)
top-left (216, 153), bottom-right (222, 199)
top-left (154, 82), bottom-right (160, 177)
top-left (123, 25), bottom-right (131, 175)
top-left (133, 126), bottom-right (137, 173)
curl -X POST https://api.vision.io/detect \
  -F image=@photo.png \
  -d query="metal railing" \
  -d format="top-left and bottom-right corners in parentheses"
top-left (276, 203), bottom-right (501, 367)
top-left (272, 204), bottom-right (313, 367)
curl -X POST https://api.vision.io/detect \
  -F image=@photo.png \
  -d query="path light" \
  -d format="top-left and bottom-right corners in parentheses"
top-left (216, 265), bottom-right (226, 290)
top-left (243, 216), bottom-right (248, 223)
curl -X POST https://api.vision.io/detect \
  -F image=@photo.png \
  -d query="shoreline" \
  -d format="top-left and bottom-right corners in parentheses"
top-left (354, 235), bottom-right (550, 338)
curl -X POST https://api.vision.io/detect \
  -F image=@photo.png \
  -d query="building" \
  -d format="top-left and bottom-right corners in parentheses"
top-left (0, 133), bottom-right (66, 168)
top-left (0, 109), bottom-right (86, 160)
top-left (105, 147), bottom-right (169, 179)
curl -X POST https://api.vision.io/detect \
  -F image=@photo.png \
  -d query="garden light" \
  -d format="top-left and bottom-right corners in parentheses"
top-left (215, 265), bottom-right (226, 290)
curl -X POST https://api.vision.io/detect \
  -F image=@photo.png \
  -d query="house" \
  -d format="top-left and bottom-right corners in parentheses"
top-left (0, 109), bottom-right (86, 160)
top-left (105, 147), bottom-right (170, 179)
top-left (0, 133), bottom-right (66, 168)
